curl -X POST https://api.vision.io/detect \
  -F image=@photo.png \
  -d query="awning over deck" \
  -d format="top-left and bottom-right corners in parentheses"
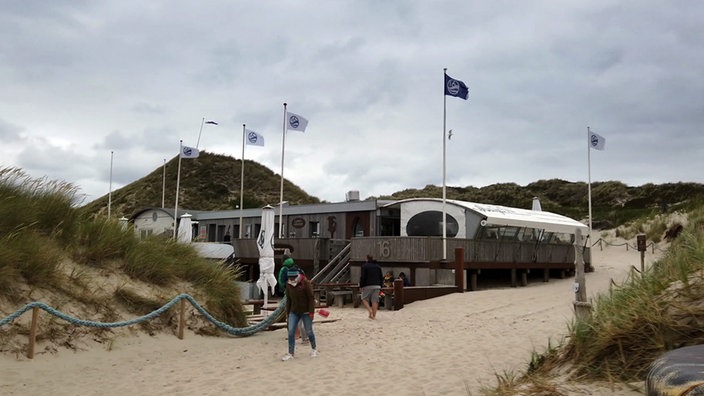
top-left (456, 200), bottom-right (588, 234)
top-left (384, 198), bottom-right (588, 236)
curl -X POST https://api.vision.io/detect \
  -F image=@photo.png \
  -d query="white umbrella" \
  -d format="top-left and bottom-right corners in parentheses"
top-left (177, 213), bottom-right (193, 243)
top-left (255, 205), bottom-right (278, 315)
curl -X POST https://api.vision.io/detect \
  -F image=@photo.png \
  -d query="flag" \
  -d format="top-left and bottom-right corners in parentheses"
top-left (444, 73), bottom-right (469, 100)
top-left (589, 132), bottom-right (606, 151)
top-left (205, 120), bottom-right (218, 125)
top-left (180, 145), bottom-right (200, 158)
top-left (245, 129), bottom-right (265, 146)
top-left (286, 112), bottom-right (308, 132)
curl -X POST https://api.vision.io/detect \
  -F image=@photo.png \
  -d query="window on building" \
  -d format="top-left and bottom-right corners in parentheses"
top-left (309, 221), bottom-right (320, 237)
top-left (140, 229), bottom-right (153, 239)
top-left (406, 211), bottom-right (459, 237)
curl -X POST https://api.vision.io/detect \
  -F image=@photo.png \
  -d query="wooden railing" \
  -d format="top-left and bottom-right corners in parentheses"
top-left (349, 237), bottom-right (589, 266)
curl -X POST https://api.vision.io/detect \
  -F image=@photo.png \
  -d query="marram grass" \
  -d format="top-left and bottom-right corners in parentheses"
top-left (0, 167), bottom-right (246, 329)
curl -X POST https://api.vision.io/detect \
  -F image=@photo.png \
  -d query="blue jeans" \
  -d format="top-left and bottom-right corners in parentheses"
top-left (287, 312), bottom-right (316, 354)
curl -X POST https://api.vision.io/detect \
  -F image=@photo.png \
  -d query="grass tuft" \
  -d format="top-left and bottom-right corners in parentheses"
top-left (0, 167), bottom-right (247, 344)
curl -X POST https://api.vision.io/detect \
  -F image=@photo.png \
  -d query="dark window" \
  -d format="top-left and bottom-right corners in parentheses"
top-left (406, 211), bottom-right (459, 237)
top-left (309, 221), bottom-right (320, 237)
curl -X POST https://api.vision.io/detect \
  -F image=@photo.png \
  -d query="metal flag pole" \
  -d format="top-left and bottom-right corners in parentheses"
top-left (239, 124), bottom-right (246, 239)
top-left (161, 159), bottom-right (166, 208)
top-left (108, 150), bottom-right (113, 218)
top-left (195, 117), bottom-right (205, 149)
top-left (587, 126), bottom-right (593, 239)
top-left (279, 103), bottom-right (287, 239)
top-left (173, 140), bottom-right (184, 240)
top-left (442, 68), bottom-right (448, 261)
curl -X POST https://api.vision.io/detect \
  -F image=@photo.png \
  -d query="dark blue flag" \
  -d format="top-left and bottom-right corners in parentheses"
top-left (444, 73), bottom-right (469, 100)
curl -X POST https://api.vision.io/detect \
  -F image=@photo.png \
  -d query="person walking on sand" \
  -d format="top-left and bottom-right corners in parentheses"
top-left (359, 254), bottom-right (383, 319)
top-left (281, 268), bottom-right (318, 361)
top-left (277, 254), bottom-right (308, 343)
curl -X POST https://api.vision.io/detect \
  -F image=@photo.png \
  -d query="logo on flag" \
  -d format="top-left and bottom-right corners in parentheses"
top-left (444, 73), bottom-right (469, 100)
top-left (181, 146), bottom-right (200, 158)
top-left (246, 129), bottom-right (265, 146)
top-left (286, 112), bottom-right (308, 132)
top-left (589, 132), bottom-right (606, 151)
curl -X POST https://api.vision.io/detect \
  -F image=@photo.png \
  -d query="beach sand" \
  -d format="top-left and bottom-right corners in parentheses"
top-left (0, 237), bottom-right (657, 395)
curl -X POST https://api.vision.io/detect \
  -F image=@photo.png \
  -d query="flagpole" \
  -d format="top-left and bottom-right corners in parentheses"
top-left (239, 124), bottom-right (246, 239)
top-left (161, 159), bottom-right (166, 208)
top-left (442, 68), bottom-right (448, 261)
top-left (195, 117), bottom-right (205, 149)
top-left (587, 126), bottom-right (593, 240)
top-left (173, 140), bottom-right (183, 240)
top-left (279, 103), bottom-right (287, 239)
top-left (108, 150), bottom-right (113, 218)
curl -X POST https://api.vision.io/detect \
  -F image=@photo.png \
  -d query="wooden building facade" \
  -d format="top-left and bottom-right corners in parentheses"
top-left (129, 197), bottom-right (590, 290)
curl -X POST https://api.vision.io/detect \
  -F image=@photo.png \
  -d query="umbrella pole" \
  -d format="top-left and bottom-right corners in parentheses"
top-left (262, 287), bottom-right (269, 318)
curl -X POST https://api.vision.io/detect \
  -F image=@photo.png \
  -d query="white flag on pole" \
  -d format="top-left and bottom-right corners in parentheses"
top-left (180, 145), bottom-right (200, 158)
top-left (589, 132), bottom-right (606, 151)
top-left (286, 112), bottom-right (308, 132)
top-left (245, 129), bottom-right (265, 146)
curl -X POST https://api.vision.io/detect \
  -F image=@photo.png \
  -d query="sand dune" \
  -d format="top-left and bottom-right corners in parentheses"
top-left (0, 236), bottom-right (658, 395)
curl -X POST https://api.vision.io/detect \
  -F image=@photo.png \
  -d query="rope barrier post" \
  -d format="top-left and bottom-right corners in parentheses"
top-left (573, 228), bottom-right (592, 320)
top-left (177, 298), bottom-right (186, 340)
top-left (28, 306), bottom-right (39, 359)
top-left (637, 235), bottom-right (646, 272)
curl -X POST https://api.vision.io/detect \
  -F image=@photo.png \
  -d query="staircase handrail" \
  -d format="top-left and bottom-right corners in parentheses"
top-left (312, 241), bottom-right (351, 284)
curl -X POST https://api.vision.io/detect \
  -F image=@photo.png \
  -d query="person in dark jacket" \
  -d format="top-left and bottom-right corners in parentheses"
top-left (398, 271), bottom-right (411, 287)
top-left (359, 254), bottom-right (383, 319)
top-left (281, 269), bottom-right (318, 361)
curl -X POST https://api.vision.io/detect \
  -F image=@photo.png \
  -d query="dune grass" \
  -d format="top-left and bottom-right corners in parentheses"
top-left (564, 208), bottom-right (704, 380)
top-left (0, 167), bottom-right (247, 332)
top-left (486, 206), bottom-right (704, 394)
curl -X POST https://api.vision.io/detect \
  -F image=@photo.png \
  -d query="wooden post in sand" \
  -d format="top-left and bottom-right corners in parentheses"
top-left (28, 306), bottom-right (39, 359)
top-left (454, 247), bottom-right (464, 292)
top-left (573, 228), bottom-right (592, 320)
top-left (177, 298), bottom-right (186, 340)
top-left (393, 278), bottom-right (404, 311)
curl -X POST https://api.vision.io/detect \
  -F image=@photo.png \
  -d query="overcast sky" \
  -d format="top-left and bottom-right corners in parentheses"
top-left (2, 1), bottom-right (703, 206)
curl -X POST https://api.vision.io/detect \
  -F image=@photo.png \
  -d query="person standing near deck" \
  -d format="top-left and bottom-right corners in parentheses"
top-left (281, 269), bottom-right (318, 361)
top-left (359, 254), bottom-right (383, 319)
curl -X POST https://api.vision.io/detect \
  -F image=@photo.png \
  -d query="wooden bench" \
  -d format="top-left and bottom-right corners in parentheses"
top-left (328, 290), bottom-right (353, 307)
top-left (315, 283), bottom-right (360, 308)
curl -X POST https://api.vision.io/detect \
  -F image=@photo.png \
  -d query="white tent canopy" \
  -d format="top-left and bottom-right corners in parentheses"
top-left (387, 198), bottom-right (588, 236)
top-left (457, 200), bottom-right (588, 234)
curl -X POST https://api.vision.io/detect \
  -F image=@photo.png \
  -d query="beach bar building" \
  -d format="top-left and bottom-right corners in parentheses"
top-left (129, 195), bottom-right (590, 292)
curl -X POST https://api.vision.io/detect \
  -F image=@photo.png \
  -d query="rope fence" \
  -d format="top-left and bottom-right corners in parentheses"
top-left (0, 293), bottom-right (287, 359)
top-left (590, 237), bottom-right (667, 254)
